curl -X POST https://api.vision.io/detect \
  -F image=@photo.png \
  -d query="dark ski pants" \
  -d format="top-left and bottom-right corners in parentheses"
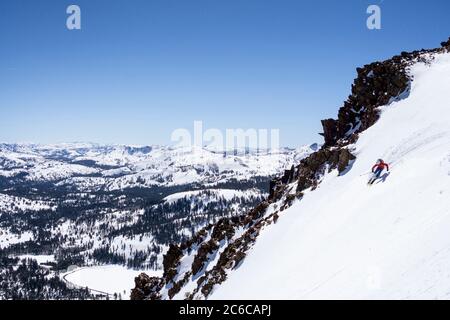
top-left (373, 168), bottom-right (383, 178)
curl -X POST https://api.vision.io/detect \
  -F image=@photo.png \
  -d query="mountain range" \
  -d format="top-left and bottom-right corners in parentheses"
top-left (0, 142), bottom-right (316, 299)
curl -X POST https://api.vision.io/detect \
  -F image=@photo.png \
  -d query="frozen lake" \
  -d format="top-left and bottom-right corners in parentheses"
top-left (62, 265), bottom-right (161, 299)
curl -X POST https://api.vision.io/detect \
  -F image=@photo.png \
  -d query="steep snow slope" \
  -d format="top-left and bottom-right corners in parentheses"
top-left (212, 53), bottom-right (450, 299)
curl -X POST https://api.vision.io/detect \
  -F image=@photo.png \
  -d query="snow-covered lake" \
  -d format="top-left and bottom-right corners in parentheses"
top-left (62, 265), bottom-right (161, 299)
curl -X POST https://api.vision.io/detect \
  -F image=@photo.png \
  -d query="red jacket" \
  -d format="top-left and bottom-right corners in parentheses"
top-left (372, 162), bottom-right (389, 172)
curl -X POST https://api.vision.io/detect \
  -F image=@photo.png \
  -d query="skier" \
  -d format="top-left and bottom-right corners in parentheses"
top-left (368, 159), bottom-right (389, 185)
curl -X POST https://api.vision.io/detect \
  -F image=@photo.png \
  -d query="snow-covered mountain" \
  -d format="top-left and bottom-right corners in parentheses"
top-left (0, 144), bottom-right (317, 190)
top-left (131, 39), bottom-right (450, 300)
top-left (0, 193), bottom-right (54, 214)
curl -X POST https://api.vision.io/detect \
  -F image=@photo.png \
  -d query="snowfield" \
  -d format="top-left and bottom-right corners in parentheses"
top-left (211, 53), bottom-right (450, 299)
top-left (0, 193), bottom-right (54, 213)
top-left (0, 230), bottom-right (33, 249)
top-left (16, 254), bottom-right (55, 264)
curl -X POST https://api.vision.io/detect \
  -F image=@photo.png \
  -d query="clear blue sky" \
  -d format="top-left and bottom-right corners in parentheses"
top-left (1, 0), bottom-right (449, 147)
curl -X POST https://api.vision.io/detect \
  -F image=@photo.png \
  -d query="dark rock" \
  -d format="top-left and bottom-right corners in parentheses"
top-left (233, 251), bottom-right (246, 268)
top-left (338, 149), bottom-right (356, 174)
top-left (321, 119), bottom-right (338, 146)
top-left (285, 193), bottom-right (296, 202)
top-left (163, 244), bottom-right (183, 281)
top-left (273, 213), bottom-right (279, 224)
top-left (168, 272), bottom-right (190, 299)
top-left (211, 219), bottom-right (235, 242)
top-left (268, 179), bottom-right (277, 199)
top-left (281, 165), bottom-right (295, 184)
top-left (130, 273), bottom-right (164, 300)
top-left (192, 240), bottom-right (219, 276)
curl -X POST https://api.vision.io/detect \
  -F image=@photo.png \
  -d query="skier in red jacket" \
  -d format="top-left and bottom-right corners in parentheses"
top-left (369, 159), bottom-right (389, 184)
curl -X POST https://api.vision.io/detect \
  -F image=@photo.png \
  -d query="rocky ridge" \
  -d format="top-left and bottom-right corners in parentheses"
top-left (130, 38), bottom-right (450, 300)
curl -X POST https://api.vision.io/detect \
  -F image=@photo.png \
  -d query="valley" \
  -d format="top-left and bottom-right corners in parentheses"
top-left (0, 143), bottom-right (315, 299)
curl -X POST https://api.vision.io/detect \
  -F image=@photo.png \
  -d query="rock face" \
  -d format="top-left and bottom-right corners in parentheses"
top-left (322, 58), bottom-right (409, 146)
top-left (320, 119), bottom-right (339, 147)
top-left (441, 37), bottom-right (450, 48)
top-left (130, 273), bottom-right (164, 300)
top-left (130, 38), bottom-right (450, 301)
top-left (162, 244), bottom-right (183, 283)
top-left (338, 149), bottom-right (356, 174)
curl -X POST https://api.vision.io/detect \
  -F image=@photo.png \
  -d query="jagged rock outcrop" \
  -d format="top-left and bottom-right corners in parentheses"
top-left (321, 58), bottom-right (408, 146)
top-left (192, 241), bottom-right (220, 276)
top-left (338, 149), bottom-right (356, 174)
top-left (130, 273), bottom-right (164, 300)
top-left (131, 38), bottom-right (450, 300)
top-left (163, 244), bottom-right (183, 282)
top-left (441, 37), bottom-right (450, 48)
top-left (320, 119), bottom-right (339, 147)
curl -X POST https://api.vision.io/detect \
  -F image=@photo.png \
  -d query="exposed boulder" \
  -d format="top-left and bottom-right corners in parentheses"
top-left (192, 240), bottom-right (219, 276)
top-left (441, 37), bottom-right (450, 48)
top-left (181, 227), bottom-right (210, 250)
top-left (321, 119), bottom-right (338, 146)
top-left (281, 165), bottom-right (296, 184)
top-left (338, 149), bottom-right (356, 174)
top-left (130, 273), bottom-right (164, 300)
top-left (163, 244), bottom-right (183, 282)
top-left (211, 219), bottom-right (235, 242)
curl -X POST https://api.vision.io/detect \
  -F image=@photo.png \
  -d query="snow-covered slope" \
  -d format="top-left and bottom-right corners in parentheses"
top-left (163, 189), bottom-right (263, 205)
top-left (211, 53), bottom-right (450, 299)
top-left (0, 194), bottom-right (54, 213)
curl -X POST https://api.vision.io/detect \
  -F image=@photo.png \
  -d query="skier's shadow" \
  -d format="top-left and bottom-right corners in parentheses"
top-left (376, 172), bottom-right (391, 184)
